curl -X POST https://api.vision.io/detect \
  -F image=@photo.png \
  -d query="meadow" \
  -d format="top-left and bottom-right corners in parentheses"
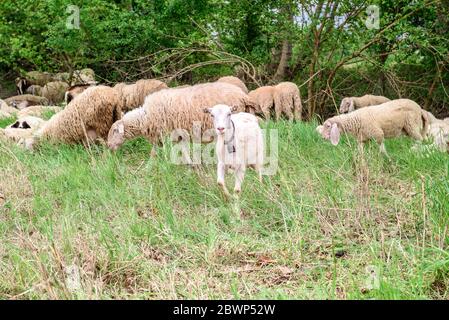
top-left (0, 115), bottom-right (448, 299)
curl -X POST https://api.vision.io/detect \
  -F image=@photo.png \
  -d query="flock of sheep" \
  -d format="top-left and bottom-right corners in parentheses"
top-left (0, 70), bottom-right (448, 195)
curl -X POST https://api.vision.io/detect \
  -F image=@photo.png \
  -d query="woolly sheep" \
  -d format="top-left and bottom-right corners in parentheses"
top-left (5, 94), bottom-right (49, 109)
top-left (113, 79), bottom-right (168, 112)
top-left (248, 86), bottom-right (276, 120)
top-left (204, 104), bottom-right (264, 196)
top-left (274, 82), bottom-right (302, 121)
top-left (317, 99), bottom-right (429, 155)
top-left (107, 82), bottom-right (252, 151)
top-left (339, 95), bottom-right (391, 113)
top-left (29, 85), bottom-right (122, 147)
top-left (216, 76), bottom-right (249, 94)
top-left (40, 81), bottom-right (70, 104)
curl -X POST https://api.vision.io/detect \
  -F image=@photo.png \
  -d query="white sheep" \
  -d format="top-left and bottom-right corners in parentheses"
top-left (204, 104), bottom-right (264, 196)
top-left (318, 99), bottom-right (429, 155)
top-left (339, 95), bottom-right (391, 113)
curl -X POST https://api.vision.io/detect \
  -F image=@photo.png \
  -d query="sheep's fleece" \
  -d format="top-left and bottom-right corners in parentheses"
top-left (34, 85), bottom-right (122, 145)
top-left (107, 82), bottom-right (252, 150)
top-left (318, 99), bottom-right (428, 147)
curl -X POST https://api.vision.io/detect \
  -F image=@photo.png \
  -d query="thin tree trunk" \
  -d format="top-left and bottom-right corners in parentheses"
top-left (274, 40), bottom-right (292, 81)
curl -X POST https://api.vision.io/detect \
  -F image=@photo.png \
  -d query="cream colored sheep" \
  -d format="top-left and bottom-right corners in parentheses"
top-left (274, 81), bottom-right (302, 121)
top-left (107, 82), bottom-right (252, 151)
top-left (318, 99), bottom-right (429, 155)
top-left (248, 86), bottom-right (276, 120)
top-left (216, 76), bottom-right (248, 94)
top-left (5, 94), bottom-right (49, 109)
top-left (204, 104), bottom-right (263, 196)
top-left (339, 95), bottom-right (391, 113)
top-left (30, 85), bottom-right (122, 147)
top-left (113, 79), bottom-right (168, 112)
top-left (41, 81), bottom-right (70, 104)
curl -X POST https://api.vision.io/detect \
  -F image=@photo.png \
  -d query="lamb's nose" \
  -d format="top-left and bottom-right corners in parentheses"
top-left (217, 127), bottom-right (225, 132)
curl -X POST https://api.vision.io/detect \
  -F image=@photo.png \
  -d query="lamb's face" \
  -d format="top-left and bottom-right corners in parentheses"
top-left (339, 98), bottom-right (353, 113)
top-left (107, 120), bottom-right (125, 151)
top-left (204, 104), bottom-right (233, 136)
top-left (320, 120), bottom-right (340, 145)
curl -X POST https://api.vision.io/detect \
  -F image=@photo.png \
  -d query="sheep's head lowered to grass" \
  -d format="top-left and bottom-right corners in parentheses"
top-left (319, 120), bottom-right (341, 145)
top-left (107, 120), bottom-right (126, 151)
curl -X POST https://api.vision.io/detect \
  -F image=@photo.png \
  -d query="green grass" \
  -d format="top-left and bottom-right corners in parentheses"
top-left (0, 119), bottom-right (448, 299)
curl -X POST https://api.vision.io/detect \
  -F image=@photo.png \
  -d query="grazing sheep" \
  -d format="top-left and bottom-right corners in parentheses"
top-left (216, 76), bottom-right (249, 94)
top-left (30, 85), bottom-right (122, 147)
top-left (25, 85), bottom-right (43, 96)
top-left (114, 79), bottom-right (168, 112)
top-left (15, 71), bottom-right (54, 94)
top-left (248, 86), bottom-right (276, 120)
top-left (317, 99), bottom-right (429, 155)
top-left (5, 94), bottom-right (49, 109)
top-left (339, 95), bottom-right (391, 113)
top-left (107, 82), bottom-right (252, 151)
top-left (204, 104), bottom-right (264, 196)
top-left (274, 82), bottom-right (302, 121)
top-left (18, 105), bottom-right (62, 118)
top-left (65, 84), bottom-right (95, 104)
top-left (40, 81), bottom-right (70, 104)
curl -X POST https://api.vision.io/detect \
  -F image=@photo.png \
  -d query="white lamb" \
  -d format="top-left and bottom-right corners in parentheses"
top-left (204, 104), bottom-right (264, 197)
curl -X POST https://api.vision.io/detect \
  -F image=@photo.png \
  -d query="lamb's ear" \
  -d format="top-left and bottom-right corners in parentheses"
top-left (22, 121), bottom-right (31, 129)
top-left (330, 123), bottom-right (340, 146)
top-left (11, 121), bottom-right (19, 128)
top-left (118, 122), bottom-right (125, 135)
top-left (316, 125), bottom-right (323, 134)
top-left (348, 99), bottom-right (355, 112)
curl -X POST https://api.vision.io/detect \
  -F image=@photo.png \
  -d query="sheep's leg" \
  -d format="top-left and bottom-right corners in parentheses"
top-left (217, 162), bottom-right (230, 197)
top-left (293, 96), bottom-right (302, 122)
top-left (262, 106), bottom-right (270, 121)
top-left (234, 165), bottom-right (246, 194)
top-left (283, 105), bottom-right (294, 122)
top-left (274, 102), bottom-right (282, 122)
